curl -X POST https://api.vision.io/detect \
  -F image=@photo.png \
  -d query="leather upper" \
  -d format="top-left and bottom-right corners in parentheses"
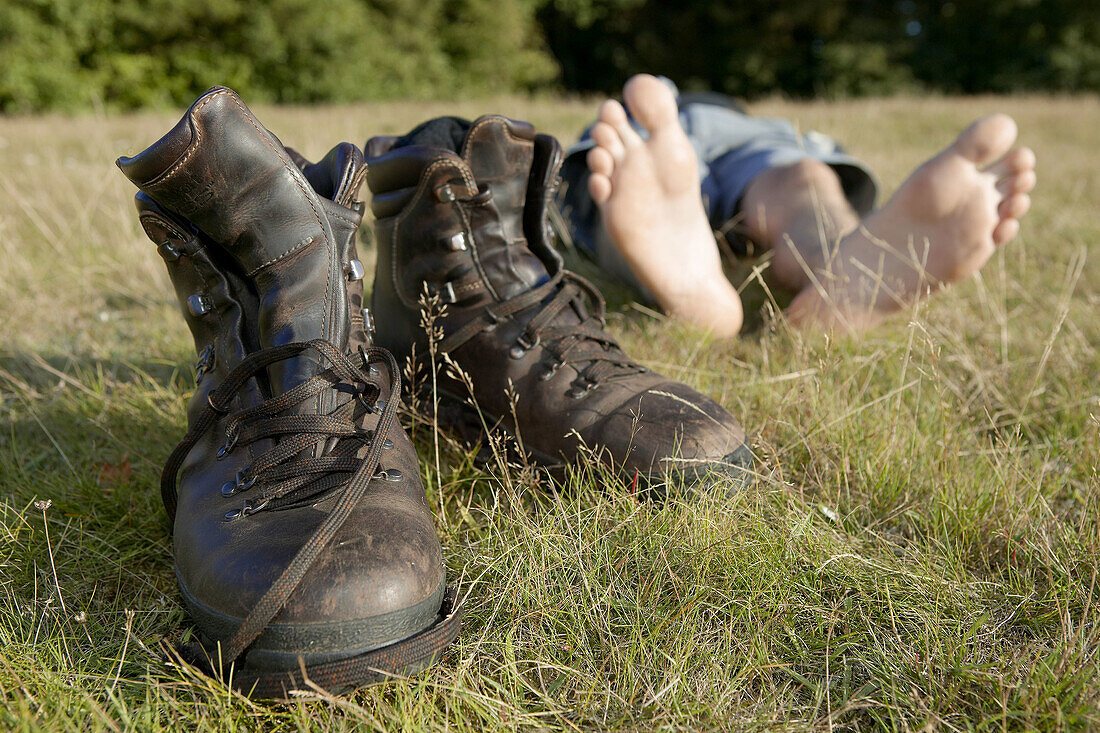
top-left (119, 87), bottom-right (445, 656)
top-left (365, 115), bottom-right (751, 482)
top-left (118, 87), bottom-right (347, 406)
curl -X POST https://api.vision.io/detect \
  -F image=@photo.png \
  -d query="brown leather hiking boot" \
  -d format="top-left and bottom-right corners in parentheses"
top-left (116, 87), bottom-right (458, 698)
top-left (365, 115), bottom-right (752, 494)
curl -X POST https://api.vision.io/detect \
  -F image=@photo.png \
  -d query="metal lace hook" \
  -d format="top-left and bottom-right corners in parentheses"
top-left (510, 332), bottom-right (540, 360)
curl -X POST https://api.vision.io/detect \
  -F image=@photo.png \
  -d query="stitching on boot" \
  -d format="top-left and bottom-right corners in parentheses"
top-left (453, 200), bottom-right (497, 302)
top-left (461, 116), bottom-right (534, 159)
top-left (346, 164), bottom-right (369, 206)
top-left (145, 89), bottom-right (233, 187)
top-left (180, 241), bottom-right (256, 462)
top-left (325, 208), bottom-right (360, 228)
top-left (454, 117), bottom-right (532, 302)
top-left (246, 236), bottom-right (316, 277)
top-left (227, 94), bottom-right (335, 359)
top-left (392, 158), bottom-right (475, 308)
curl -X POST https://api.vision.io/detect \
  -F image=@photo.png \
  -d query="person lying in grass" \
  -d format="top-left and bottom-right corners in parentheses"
top-left (556, 74), bottom-right (1037, 336)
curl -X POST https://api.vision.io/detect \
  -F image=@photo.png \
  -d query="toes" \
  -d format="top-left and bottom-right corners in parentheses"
top-left (623, 73), bottom-right (680, 132)
top-left (953, 113), bottom-right (1018, 165)
top-left (588, 173), bottom-right (612, 205)
top-left (1005, 146), bottom-right (1037, 173)
top-left (999, 192), bottom-right (1031, 220)
top-left (591, 121), bottom-right (625, 163)
top-left (1015, 168), bottom-right (1037, 194)
top-left (993, 217), bottom-right (1020, 246)
top-left (598, 99), bottom-right (643, 148)
top-left (996, 168), bottom-right (1036, 196)
top-left (587, 146), bottom-right (615, 178)
top-left (598, 98), bottom-right (629, 128)
top-left (987, 146), bottom-right (1037, 179)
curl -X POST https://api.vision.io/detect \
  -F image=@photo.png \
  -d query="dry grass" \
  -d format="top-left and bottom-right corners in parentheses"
top-left (0, 93), bottom-right (1097, 730)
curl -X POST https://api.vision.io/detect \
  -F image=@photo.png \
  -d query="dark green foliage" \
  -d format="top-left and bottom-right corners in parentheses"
top-left (0, 0), bottom-right (558, 112)
top-left (908, 0), bottom-right (1100, 93)
top-left (540, 0), bottom-right (1100, 98)
top-left (1, 0), bottom-right (1098, 112)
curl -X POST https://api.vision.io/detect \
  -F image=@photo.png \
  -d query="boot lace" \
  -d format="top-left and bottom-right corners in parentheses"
top-left (439, 270), bottom-right (646, 395)
top-left (160, 339), bottom-right (400, 665)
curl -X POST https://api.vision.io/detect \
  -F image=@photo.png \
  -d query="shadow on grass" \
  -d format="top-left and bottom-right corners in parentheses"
top-left (0, 347), bottom-right (191, 397)
top-left (0, 347), bottom-right (187, 690)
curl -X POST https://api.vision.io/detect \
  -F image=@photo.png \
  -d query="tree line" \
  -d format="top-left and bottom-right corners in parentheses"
top-left (2, 0), bottom-right (1096, 112)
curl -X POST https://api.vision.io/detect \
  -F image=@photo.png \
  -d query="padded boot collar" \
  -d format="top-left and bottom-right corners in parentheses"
top-left (289, 142), bottom-right (366, 208)
top-left (366, 115), bottom-right (558, 304)
top-left (117, 87), bottom-right (363, 406)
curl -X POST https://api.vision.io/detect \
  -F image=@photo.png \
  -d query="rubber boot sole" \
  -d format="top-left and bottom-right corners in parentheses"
top-left (431, 388), bottom-right (753, 497)
top-left (173, 580), bottom-right (461, 699)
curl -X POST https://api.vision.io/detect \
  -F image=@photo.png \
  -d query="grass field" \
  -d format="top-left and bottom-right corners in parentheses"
top-left (1, 93), bottom-right (1097, 731)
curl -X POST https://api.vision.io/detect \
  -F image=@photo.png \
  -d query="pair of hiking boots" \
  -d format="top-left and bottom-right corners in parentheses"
top-left (117, 87), bottom-right (752, 698)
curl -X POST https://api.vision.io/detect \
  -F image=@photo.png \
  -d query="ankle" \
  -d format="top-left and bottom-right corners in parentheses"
top-left (742, 160), bottom-right (852, 238)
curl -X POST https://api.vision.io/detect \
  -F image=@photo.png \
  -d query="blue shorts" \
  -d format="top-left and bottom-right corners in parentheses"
top-left (555, 79), bottom-right (880, 302)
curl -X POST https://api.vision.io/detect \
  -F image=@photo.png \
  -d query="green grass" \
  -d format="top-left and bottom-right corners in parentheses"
top-left (1, 93), bottom-right (1098, 730)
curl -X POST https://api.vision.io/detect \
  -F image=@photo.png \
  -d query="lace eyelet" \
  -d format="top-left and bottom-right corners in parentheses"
top-left (216, 432), bottom-right (238, 460)
top-left (375, 467), bottom-right (402, 482)
top-left (207, 393), bottom-right (231, 414)
top-left (157, 240), bottom-right (182, 262)
top-left (539, 360), bottom-right (563, 381)
top-left (509, 333), bottom-right (539, 360)
top-left (443, 232), bottom-right (469, 251)
top-left (346, 259), bottom-right (365, 282)
top-left (224, 497), bottom-right (267, 521)
top-left (568, 380), bottom-right (598, 399)
top-left (221, 466), bottom-right (254, 497)
top-left (430, 282), bottom-right (457, 304)
top-left (355, 382), bottom-right (381, 411)
top-left (236, 468), bottom-right (256, 491)
top-left (483, 310), bottom-right (504, 333)
top-left (187, 294), bottom-right (212, 316)
top-left (358, 347), bottom-right (382, 377)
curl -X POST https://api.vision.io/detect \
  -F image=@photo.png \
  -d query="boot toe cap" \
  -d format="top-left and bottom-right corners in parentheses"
top-left (176, 496), bottom-right (446, 671)
top-left (589, 381), bottom-right (753, 492)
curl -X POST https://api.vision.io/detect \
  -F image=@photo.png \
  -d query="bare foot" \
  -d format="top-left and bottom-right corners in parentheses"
top-left (788, 114), bottom-right (1037, 331)
top-left (587, 74), bottom-right (744, 336)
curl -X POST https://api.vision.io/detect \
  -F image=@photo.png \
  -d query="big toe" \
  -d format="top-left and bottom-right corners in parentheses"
top-left (623, 74), bottom-right (680, 132)
top-left (952, 113), bottom-right (1018, 165)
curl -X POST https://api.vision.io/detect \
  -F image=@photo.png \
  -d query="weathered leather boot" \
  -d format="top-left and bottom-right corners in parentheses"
top-left (117, 87), bottom-right (459, 698)
top-left (365, 115), bottom-right (752, 494)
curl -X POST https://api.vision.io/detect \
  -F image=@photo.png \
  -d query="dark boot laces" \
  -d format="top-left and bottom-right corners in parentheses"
top-left (160, 339), bottom-right (401, 665)
top-left (439, 270), bottom-right (646, 396)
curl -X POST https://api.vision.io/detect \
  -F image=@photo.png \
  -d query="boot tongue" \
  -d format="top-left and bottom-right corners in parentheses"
top-left (459, 117), bottom-right (552, 302)
top-left (296, 142), bottom-right (364, 207)
top-left (266, 144), bottom-right (364, 401)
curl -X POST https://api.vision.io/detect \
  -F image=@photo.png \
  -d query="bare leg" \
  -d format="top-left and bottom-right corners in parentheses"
top-left (739, 159), bottom-right (862, 293)
top-left (742, 119), bottom-right (1037, 331)
top-left (589, 74), bottom-right (1037, 335)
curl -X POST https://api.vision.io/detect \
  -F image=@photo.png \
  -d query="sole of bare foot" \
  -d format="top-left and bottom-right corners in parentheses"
top-left (788, 114), bottom-right (1036, 332)
top-left (587, 74), bottom-right (744, 337)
